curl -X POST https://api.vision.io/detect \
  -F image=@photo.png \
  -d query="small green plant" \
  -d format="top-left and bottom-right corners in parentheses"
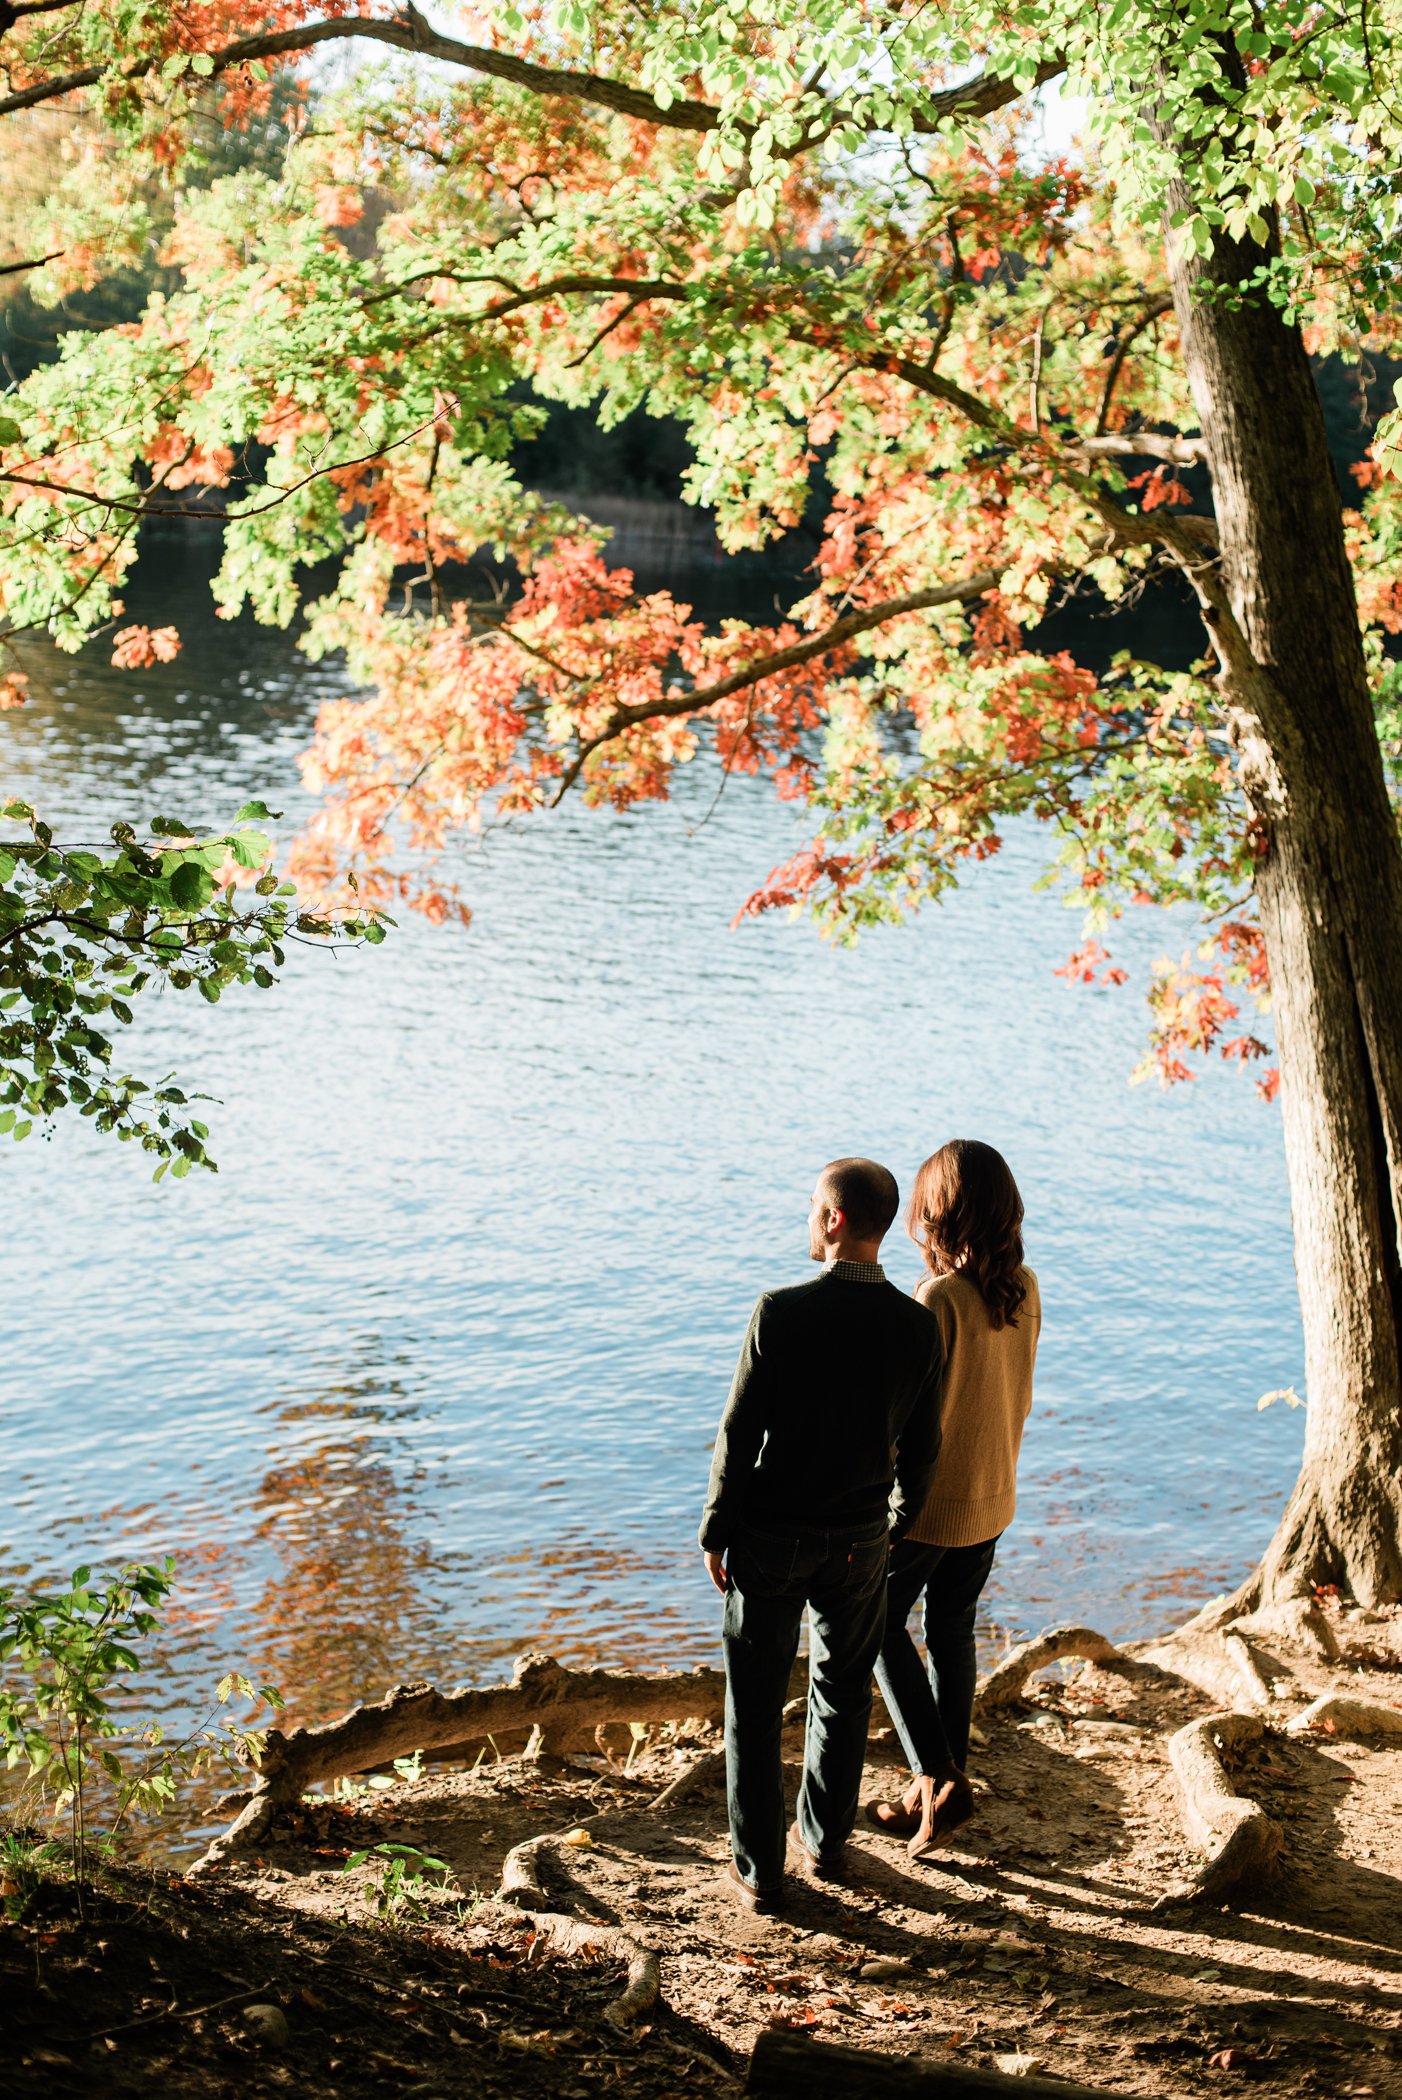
top-left (0, 1826), bottom-right (66, 1919)
top-left (342, 1840), bottom-right (454, 1924)
top-left (0, 1560), bottom-right (283, 1913)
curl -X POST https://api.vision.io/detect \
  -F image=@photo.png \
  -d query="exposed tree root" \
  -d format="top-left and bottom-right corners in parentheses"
top-left (1158, 1710), bottom-right (1283, 1907)
top-left (191, 1652), bottom-right (734, 1872)
top-left (1286, 1691), bottom-right (1402, 1739)
top-left (1231, 1596), bottom-right (1341, 1662)
top-left (974, 1625), bottom-right (1127, 1711)
top-left (1181, 1461), bottom-right (1402, 1631)
top-left (649, 1750), bottom-right (725, 1812)
top-left (498, 1824), bottom-right (661, 2028)
top-left (1137, 1626), bottom-right (1290, 1711)
top-left (649, 1697), bottom-right (805, 1813)
top-left (749, 2026), bottom-right (1117, 2095)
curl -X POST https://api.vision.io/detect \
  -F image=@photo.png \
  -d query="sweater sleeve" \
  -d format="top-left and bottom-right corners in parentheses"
top-left (888, 1321), bottom-right (944, 1541)
top-left (698, 1294), bottom-right (774, 1552)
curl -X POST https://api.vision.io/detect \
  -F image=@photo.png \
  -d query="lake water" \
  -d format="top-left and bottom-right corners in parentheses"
top-left (1, 531), bottom-right (1305, 1825)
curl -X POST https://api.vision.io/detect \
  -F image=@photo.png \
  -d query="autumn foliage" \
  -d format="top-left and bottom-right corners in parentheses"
top-left (4, 0), bottom-right (1402, 1099)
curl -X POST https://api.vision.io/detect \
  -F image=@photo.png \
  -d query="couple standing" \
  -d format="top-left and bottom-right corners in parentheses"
top-left (699, 1142), bottom-right (1039, 1913)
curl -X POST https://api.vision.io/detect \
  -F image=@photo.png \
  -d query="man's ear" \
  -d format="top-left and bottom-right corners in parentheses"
top-left (827, 1207), bottom-right (846, 1237)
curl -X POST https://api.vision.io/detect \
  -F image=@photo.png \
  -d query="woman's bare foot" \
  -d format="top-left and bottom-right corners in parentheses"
top-left (864, 1794), bottom-right (922, 1837)
top-left (865, 1773), bottom-right (938, 1838)
top-left (907, 1767), bottom-right (975, 1857)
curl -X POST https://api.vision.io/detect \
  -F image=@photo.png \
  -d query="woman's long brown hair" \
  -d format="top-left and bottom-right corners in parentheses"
top-left (908, 1139), bottom-right (1027, 1329)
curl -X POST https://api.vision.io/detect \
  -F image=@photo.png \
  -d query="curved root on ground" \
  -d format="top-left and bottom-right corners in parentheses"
top-left (499, 1826), bottom-right (661, 2028)
top-left (1160, 1710), bottom-right (1283, 1906)
top-left (975, 1626), bottom-right (1125, 1712)
top-left (1229, 1597), bottom-right (1341, 1664)
top-left (1287, 1692), bottom-right (1402, 1739)
top-left (1138, 1627), bottom-right (1287, 1711)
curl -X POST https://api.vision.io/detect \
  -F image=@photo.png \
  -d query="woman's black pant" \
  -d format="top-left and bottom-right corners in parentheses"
top-left (873, 1534), bottom-right (1000, 1775)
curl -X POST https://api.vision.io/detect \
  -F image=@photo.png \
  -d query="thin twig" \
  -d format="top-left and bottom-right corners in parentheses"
top-left (1095, 297), bottom-right (1174, 438)
top-left (1029, 311), bottom-right (1045, 437)
top-left (91, 1985), bottom-right (265, 2039)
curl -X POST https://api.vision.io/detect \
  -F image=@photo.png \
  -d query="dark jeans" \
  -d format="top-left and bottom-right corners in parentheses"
top-left (722, 1522), bottom-right (889, 1892)
top-left (873, 1534), bottom-right (1000, 1777)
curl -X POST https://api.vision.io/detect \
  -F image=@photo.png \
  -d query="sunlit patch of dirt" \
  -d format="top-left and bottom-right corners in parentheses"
top-left (10, 1632), bottom-right (1402, 2097)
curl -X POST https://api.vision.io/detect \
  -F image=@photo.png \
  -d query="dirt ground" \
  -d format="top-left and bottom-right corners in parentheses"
top-left (6, 1625), bottom-right (1402, 2098)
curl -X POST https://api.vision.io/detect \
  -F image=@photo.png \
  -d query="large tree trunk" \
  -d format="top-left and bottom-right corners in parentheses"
top-left (1161, 193), bottom-right (1402, 1609)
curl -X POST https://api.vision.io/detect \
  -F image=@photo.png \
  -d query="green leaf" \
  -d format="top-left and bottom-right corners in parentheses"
top-left (0, 415), bottom-right (21, 447)
top-left (168, 860), bottom-right (209, 910)
top-left (234, 801), bottom-right (282, 824)
top-left (191, 51), bottom-right (215, 75)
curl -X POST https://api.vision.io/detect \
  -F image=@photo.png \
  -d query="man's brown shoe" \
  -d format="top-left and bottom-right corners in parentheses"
top-left (788, 1819), bottom-right (846, 1883)
top-left (723, 1861), bottom-right (782, 1914)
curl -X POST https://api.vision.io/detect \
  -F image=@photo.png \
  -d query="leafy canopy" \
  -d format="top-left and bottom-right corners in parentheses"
top-left (4, 0), bottom-right (1402, 1091)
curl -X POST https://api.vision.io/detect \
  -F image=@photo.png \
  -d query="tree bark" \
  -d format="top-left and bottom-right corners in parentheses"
top-left (192, 1652), bottom-right (753, 1870)
top-left (1162, 164), bottom-right (1402, 1609)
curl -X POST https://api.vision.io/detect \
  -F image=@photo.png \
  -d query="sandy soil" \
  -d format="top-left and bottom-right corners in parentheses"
top-left (7, 1619), bottom-right (1402, 2097)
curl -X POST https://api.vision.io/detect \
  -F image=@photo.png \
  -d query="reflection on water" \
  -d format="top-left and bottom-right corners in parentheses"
top-left (244, 1358), bottom-right (449, 1715)
top-left (1, 530), bottom-right (1307, 1802)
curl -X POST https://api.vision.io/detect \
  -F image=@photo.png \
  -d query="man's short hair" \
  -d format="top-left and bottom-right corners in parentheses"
top-left (819, 1156), bottom-right (900, 1241)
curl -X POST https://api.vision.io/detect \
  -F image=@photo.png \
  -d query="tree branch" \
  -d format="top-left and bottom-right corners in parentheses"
top-left (1071, 432), bottom-right (1208, 465)
top-left (909, 55), bottom-right (1065, 133)
top-left (0, 5), bottom-right (1062, 142)
top-left (0, 9), bottom-right (729, 124)
top-left (1094, 295), bottom-right (1174, 435)
top-left (0, 248), bottom-right (62, 279)
top-left (549, 571), bottom-right (999, 801)
top-left (438, 274), bottom-right (694, 326)
top-left (0, 417), bottom-right (438, 521)
top-left (565, 293), bottom-right (648, 367)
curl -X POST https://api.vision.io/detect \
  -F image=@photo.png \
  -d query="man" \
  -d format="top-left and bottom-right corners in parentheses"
top-left (699, 1157), bottom-right (944, 1912)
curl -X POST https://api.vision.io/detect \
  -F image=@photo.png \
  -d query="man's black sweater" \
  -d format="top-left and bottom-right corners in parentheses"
top-left (698, 1261), bottom-right (944, 1552)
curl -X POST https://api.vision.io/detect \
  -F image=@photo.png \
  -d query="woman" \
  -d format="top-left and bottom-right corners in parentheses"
top-left (868, 1139), bottom-right (1040, 1855)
